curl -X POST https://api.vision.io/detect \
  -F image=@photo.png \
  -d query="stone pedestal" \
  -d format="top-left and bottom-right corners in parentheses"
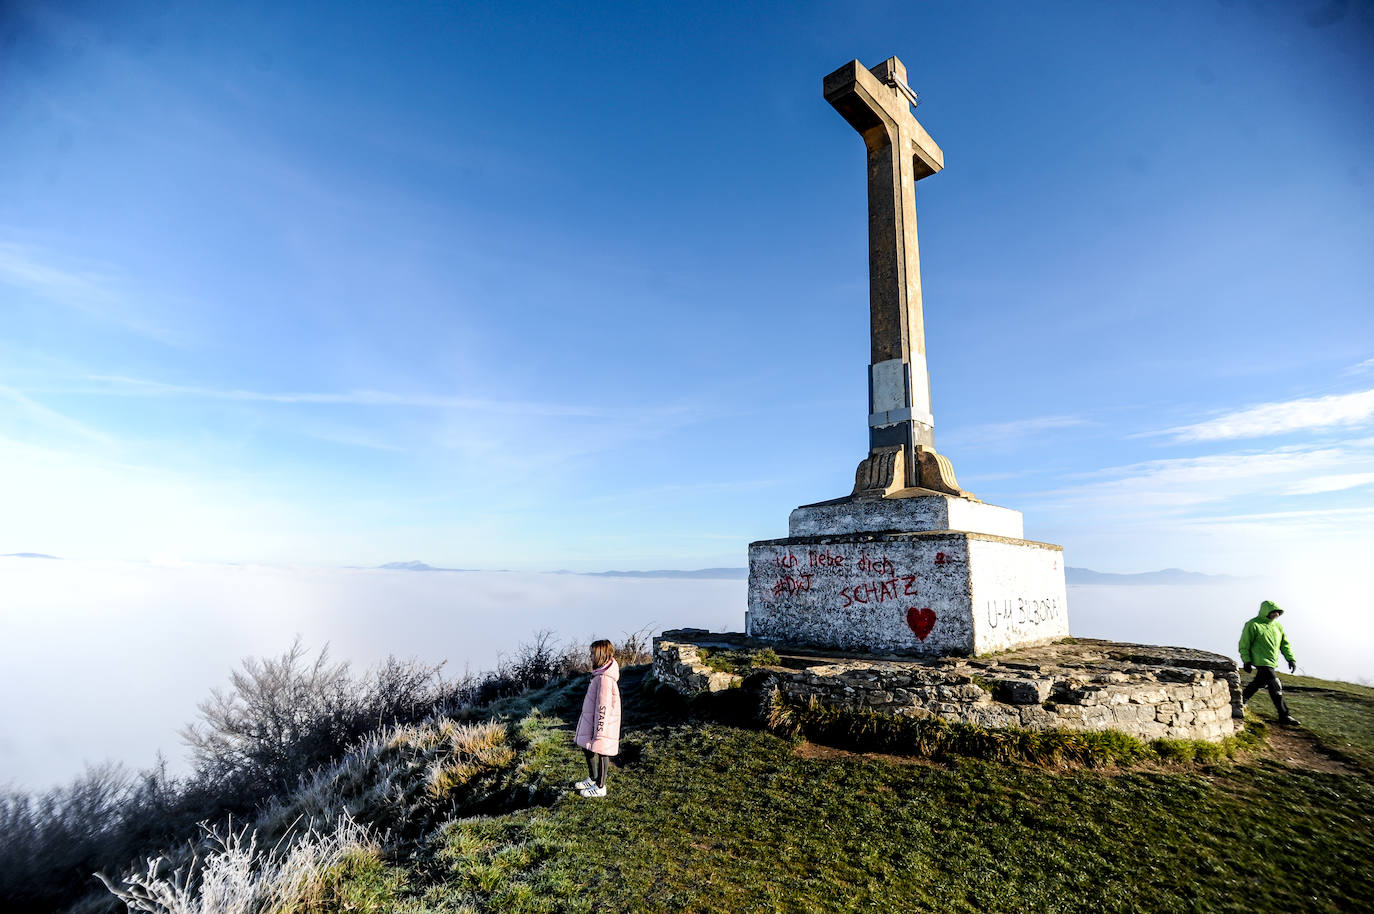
top-left (789, 491), bottom-right (1023, 538)
top-left (747, 495), bottom-right (1069, 656)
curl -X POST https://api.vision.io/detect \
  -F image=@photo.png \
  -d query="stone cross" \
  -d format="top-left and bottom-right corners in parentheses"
top-left (824, 57), bottom-right (967, 499)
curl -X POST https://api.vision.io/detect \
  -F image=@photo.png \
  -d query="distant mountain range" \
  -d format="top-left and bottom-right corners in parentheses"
top-left (1065, 567), bottom-right (1241, 586)
top-left (376, 562), bottom-right (747, 579)
top-left (4, 554), bottom-right (1240, 585)
top-left (578, 568), bottom-right (748, 580)
top-left (376, 563), bottom-right (1237, 584)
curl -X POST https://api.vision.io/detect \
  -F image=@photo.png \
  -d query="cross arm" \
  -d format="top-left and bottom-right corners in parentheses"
top-left (823, 59), bottom-right (944, 180)
top-left (905, 119), bottom-right (943, 180)
top-left (823, 60), bottom-right (895, 136)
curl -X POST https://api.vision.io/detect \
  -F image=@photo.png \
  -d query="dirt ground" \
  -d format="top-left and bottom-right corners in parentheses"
top-left (1258, 723), bottom-right (1356, 775)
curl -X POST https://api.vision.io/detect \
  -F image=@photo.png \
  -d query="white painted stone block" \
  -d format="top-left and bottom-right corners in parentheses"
top-left (964, 535), bottom-right (1070, 653)
top-left (747, 531), bottom-right (1067, 656)
top-left (870, 359), bottom-right (907, 414)
top-left (789, 494), bottom-right (1024, 539)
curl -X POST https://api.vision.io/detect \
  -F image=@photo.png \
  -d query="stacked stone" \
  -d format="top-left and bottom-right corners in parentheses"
top-left (653, 630), bottom-right (1243, 744)
top-left (652, 633), bottom-right (740, 695)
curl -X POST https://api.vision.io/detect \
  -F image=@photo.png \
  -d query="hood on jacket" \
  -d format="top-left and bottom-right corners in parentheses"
top-left (1257, 600), bottom-right (1285, 621)
top-left (592, 657), bottom-right (620, 682)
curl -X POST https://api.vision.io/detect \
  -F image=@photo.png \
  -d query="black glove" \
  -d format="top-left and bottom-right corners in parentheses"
top-left (1243, 662), bottom-right (1253, 673)
top-left (1288, 660), bottom-right (1297, 674)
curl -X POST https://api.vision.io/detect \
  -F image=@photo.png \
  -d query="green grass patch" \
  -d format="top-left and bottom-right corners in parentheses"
top-left (400, 717), bottom-right (1373, 913)
top-left (698, 646), bottom-right (782, 674)
top-left (1247, 674), bottom-right (1374, 773)
top-left (218, 669), bottom-right (1374, 913)
top-left (279, 846), bottom-right (410, 913)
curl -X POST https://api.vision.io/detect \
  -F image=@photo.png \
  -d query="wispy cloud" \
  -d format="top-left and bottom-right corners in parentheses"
top-left (0, 386), bottom-right (116, 447)
top-left (1045, 446), bottom-right (1355, 511)
top-left (0, 242), bottom-right (187, 345)
top-left (0, 242), bottom-right (108, 300)
top-left (576, 477), bottom-right (784, 509)
top-left (1165, 505), bottom-right (1374, 559)
top-left (1035, 437), bottom-right (1374, 516)
top-left (1026, 442), bottom-right (1374, 578)
top-left (943, 414), bottom-right (1090, 448)
top-left (1286, 472), bottom-right (1374, 495)
top-left (292, 424), bottom-right (409, 454)
top-left (56, 374), bottom-right (685, 421)
top-left (1344, 358), bottom-right (1374, 376)
top-left (1164, 389), bottom-right (1374, 442)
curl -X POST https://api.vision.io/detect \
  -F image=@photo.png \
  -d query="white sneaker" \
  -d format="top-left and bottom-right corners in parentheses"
top-left (572, 778), bottom-right (596, 790)
top-left (578, 785), bottom-right (607, 798)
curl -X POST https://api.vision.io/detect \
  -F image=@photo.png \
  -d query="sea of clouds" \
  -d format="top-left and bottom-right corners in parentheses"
top-left (1, 556), bottom-right (1364, 792)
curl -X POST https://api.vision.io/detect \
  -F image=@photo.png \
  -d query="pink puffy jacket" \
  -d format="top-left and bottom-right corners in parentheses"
top-left (575, 658), bottom-right (621, 756)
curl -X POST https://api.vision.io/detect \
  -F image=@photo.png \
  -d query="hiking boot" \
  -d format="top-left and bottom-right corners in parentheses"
top-left (578, 785), bottom-right (607, 798)
top-left (1279, 716), bottom-right (1302, 727)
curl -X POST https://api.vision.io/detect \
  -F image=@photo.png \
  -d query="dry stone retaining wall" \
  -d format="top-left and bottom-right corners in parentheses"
top-left (652, 637), bottom-right (741, 695)
top-left (653, 630), bottom-right (1244, 743)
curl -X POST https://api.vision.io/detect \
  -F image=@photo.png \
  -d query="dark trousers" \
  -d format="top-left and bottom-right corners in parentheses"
top-left (1243, 666), bottom-right (1293, 720)
top-left (584, 748), bottom-right (609, 788)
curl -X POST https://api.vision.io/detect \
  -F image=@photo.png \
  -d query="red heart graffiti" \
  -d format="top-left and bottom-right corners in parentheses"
top-left (906, 607), bottom-right (937, 641)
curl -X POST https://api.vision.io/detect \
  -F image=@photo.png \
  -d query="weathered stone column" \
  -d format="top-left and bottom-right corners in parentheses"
top-left (824, 57), bottom-right (964, 498)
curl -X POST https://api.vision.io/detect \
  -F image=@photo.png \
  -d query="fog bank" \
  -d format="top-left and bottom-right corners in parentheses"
top-left (0, 558), bottom-right (741, 791)
top-left (2, 557), bottom-right (1365, 792)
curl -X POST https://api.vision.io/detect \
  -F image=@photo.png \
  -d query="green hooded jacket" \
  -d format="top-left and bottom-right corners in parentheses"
top-left (1239, 600), bottom-right (1296, 668)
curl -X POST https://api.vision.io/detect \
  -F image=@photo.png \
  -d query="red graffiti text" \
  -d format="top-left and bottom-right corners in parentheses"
top-left (771, 574), bottom-right (814, 598)
top-left (856, 551), bottom-right (894, 575)
top-left (807, 549), bottom-right (847, 568)
top-left (840, 574), bottom-right (918, 607)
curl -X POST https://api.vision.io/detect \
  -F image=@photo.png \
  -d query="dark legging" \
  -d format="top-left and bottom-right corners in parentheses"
top-left (584, 749), bottom-right (609, 788)
top-left (1243, 666), bottom-right (1293, 720)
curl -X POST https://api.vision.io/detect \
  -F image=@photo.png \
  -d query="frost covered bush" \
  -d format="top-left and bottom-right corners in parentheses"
top-left (4, 629), bottom-right (629, 913)
top-left (99, 717), bottom-right (517, 911)
top-left (98, 815), bottom-right (382, 914)
top-left (182, 638), bottom-right (466, 797)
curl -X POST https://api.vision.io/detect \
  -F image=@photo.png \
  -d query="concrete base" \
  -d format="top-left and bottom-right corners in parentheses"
top-left (747, 530), bottom-right (1068, 656)
top-left (790, 491), bottom-right (1023, 539)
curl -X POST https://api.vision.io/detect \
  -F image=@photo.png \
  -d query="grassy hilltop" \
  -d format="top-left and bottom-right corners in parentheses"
top-left (8, 640), bottom-right (1370, 914)
top-left (95, 661), bottom-right (1374, 914)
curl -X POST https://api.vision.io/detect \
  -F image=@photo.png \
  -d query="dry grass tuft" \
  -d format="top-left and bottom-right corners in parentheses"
top-left (97, 814), bottom-right (381, 914)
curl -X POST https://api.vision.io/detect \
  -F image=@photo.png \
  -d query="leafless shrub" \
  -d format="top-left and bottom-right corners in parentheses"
top-left (180, 638), bottom-right (460, 796)
top-left (0, 763), bottom-right (138, 912)
top-left (617, 625), bottom-right (655, 666)
top-left (465, 630), bottom-right (584, 704)
top-left (181, 640), bottom-right (352, 792)
top-left (8, 629), bottom-right (616, 913)
top-left (554, 625), bottom-right (656, 676)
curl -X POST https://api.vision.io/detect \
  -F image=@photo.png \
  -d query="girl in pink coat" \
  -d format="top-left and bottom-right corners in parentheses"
top-left (574, 639), bottom-right (621, 798)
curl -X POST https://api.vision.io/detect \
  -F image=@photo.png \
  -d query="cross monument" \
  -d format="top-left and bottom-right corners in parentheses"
top-left (824, 56), bottom-right (965, 499)
top-left (743, 56), bottom-right (1070, 658)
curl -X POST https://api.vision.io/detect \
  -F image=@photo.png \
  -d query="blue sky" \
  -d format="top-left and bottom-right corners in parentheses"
top-left (3, 0), bottom-right (1373, 577)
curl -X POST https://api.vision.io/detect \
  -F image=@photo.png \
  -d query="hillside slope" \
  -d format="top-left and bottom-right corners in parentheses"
top-left (103, 670), bottom-right (1374, 914)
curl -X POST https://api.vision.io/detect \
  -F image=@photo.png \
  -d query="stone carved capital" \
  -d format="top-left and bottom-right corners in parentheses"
top-left (914, 445), bottom-right (965, 497)
top-left (851, 444), bottom-right (969, 499)
top-left (852, 445), bottom-right (907, 497)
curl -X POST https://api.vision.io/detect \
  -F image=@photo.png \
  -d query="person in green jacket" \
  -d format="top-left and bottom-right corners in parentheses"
top-left (1239, 600), bottom-right (1300, 726)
